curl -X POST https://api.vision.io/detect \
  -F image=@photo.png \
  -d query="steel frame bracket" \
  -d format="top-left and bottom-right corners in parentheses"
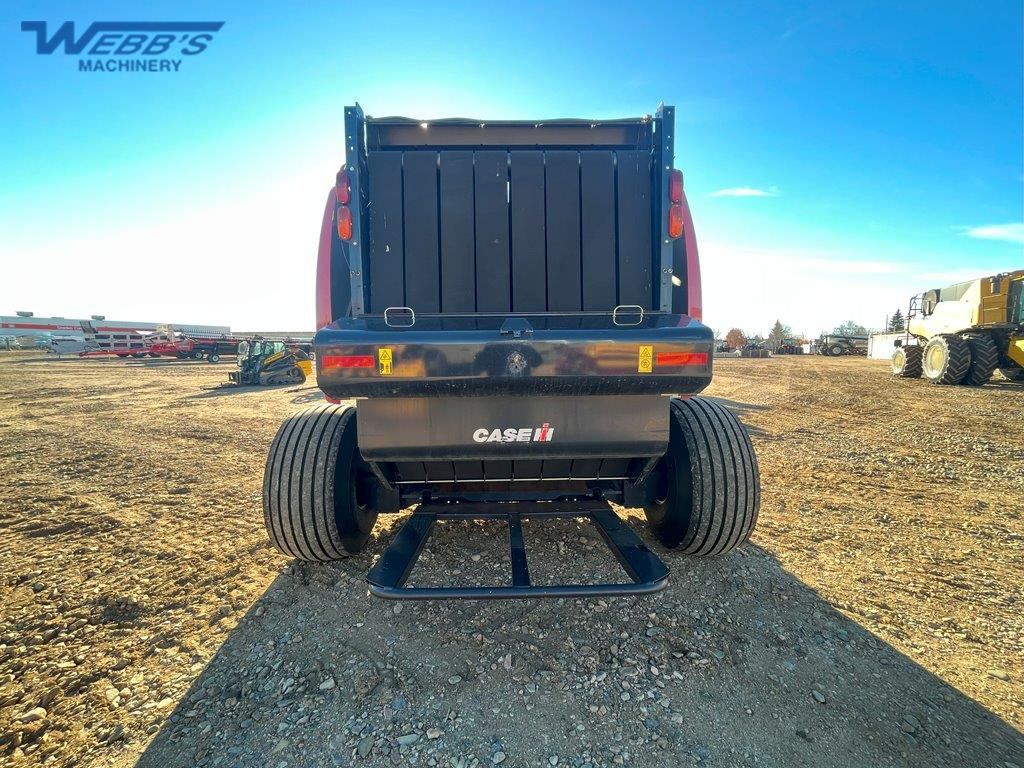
top-left (365, 500), bottom-right (669, 600)
top-left (344, 104), bottom-right (367, 316)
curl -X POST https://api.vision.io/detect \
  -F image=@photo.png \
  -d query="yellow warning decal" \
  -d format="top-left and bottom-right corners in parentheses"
top-left (638, 345), bottom-right (653, 373)
top-left (378, 347), bottom-right (393, 375)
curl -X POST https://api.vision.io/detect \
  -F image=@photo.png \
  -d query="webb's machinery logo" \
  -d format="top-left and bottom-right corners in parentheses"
top-left (20, 21), bottom-right (224, 72)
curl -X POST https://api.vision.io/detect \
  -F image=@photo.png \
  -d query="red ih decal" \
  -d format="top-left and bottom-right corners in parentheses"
top-left (535, 423), bottom-right (553, 442)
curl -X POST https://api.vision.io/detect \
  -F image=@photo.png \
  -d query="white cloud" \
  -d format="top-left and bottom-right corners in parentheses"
top-left (710, 186), bottom-right (778, 198)
top-left (961, 223), bottom-right (1024, 245)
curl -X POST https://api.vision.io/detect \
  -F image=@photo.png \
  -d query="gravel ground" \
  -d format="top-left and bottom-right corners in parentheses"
top-left (0, 353), bottom-right (1021, 768)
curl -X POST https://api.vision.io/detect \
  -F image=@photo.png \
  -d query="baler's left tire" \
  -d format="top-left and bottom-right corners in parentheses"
top-left (644, 397), bottom-right (760, 556)
top-left (208, 352), bottom-right (221, 363)
top-left (263, 404), bottom-right (378, 561)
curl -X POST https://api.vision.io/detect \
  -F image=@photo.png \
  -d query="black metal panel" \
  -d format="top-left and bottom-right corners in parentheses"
top-left (510, 152), bottom-right (547, 312)
top-left (367, 152), bottom-right (405, 311)
top-left (402, 152), bottom-right (441, 312)
top-left (439, 152), bottom-right (476, 312)
top-left (545, 151), bottom-right (582, 311)
top-left (580, 151), bottom-right (617, 310)
top-left (616, 150), bottom-right (653, 308)
top-left (366, 121), bottom-right (654, 150)
top-left (473, 151), bottom-right (511, 312)
top-left (356, 395), bottom-right (669, 462)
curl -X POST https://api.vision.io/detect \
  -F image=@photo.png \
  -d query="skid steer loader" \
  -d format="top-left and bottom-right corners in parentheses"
top-left (229, 338), bottom-right (312, 386)
top-left (891, 270), bottom-right (1024, 385)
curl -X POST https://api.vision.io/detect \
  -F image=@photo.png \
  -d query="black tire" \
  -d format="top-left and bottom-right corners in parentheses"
top-left (263, 404), bottom-right (378, 560)
top-left (1000, 366), bottom-right (1024, 382)
top-left (891, 345), bottom-right (923, 378)
top-left (207, 352), bottom-right (221, 363)
top-left (191, 351), bottom-right (204, 360)
top-left (922, 334), bottom-right (971, 385)
top-left (828, 343), bottom-right (845, 356)
top-left (962, 333), bottom-right (998, 386)
top-left (643, 397), bottom-right (760, 556)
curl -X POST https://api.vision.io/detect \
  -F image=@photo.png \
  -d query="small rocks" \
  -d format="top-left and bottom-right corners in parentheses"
top-left (426, 728), bottom-right (443, 740)
top-left (319, 677), bottom-right (336, 691)
top-left (357, 735), bottom-right (373, 758)
top-left (987, 668), bottom-right (1010, 682)
top-left (900, 714), bottom-right (920, 734)
top-left (447, 675), bottom-right (462, 685)
top-left (810, 689), bottom-right (826, 704)
top-left (396, 733), bottom-right (420, 747)
top-left (17, 707), bottom-right (47, 723)
top-left (492, 752), bottom-right (506, 764)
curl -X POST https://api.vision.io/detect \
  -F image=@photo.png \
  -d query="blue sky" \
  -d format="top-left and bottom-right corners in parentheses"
top-left (1, 0), bottom-right (1021, 335)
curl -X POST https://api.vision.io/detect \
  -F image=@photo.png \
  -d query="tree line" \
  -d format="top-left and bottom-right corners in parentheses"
top-left (719, 315), bottom-right (907, 349)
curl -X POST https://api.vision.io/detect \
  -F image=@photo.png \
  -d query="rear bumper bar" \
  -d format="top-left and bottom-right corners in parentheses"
top-left (314, 313), bottom-right (712, 398)
top-left (366, 500), bottom-right (669, 600)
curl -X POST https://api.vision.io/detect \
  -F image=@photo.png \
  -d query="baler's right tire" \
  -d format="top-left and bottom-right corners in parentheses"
top-left (828, 343), bottom-right (845, 357)
top-left (643, 397), bottom-right (760, 556)
top-left (263, 404), bottom-right (378, 561)
top-left (922, 334), bottom-right (971, 385)
top-left (962, 333), bottom-right (998, 386)
top-left (891, 345), bottom-right (923, 378)
top-left (207, 352), bottom-right (221, 363)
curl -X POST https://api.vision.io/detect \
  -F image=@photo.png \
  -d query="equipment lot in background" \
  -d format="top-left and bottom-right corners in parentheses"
top-left (0, 355), bottom-right (1020, 767)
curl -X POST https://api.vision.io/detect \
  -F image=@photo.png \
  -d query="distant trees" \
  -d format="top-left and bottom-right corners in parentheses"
top-left (725, 328), bottom-right (746, 349)
top-left (768, 320), bottom-right (793, 346)
top-left (888, 309), bottom-right (905, 332)
top-left (833, 320), bottom-right (868, 336)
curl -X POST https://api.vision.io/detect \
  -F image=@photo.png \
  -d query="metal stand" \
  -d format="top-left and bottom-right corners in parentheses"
top-left (366, 500), bottom-right (669, 600)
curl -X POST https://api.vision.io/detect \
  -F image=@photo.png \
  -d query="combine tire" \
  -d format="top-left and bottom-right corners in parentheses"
top-left (207, 352), bottom-right (221, 363)
top-left (644, 397), bottom-right (760, 556)
top-left (1000, 366), bottom-right (1024, 382)
top-left (962, 333), bottom-right (998, 386)
top-left (827, 343), bottom-right (846, 356)
top-left (191, 351), bottom-right (204, 360)
top-left (922, 334), bottom-right (970, 385)
top-left (263, 404), bottom-right (378, 560)
top-left (891, 345), bottom-right (923, 378)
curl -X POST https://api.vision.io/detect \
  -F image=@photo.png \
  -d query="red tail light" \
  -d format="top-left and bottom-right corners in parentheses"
top-left (335, 168), bottom-right (351, 205)
top-left (321, 354), bottom-right (374, 369)
top-left (669, 169), bottom-right (683, 204)
top-left (668, 204), bottom-right (684, 239)
top-left (336, 206), bottom-right (353, 240)
top-left (656, 351), bottom-right (708, 367)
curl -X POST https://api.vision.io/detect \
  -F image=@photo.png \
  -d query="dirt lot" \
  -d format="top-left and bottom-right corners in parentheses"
top-left (0, 353), bottom-right (1021, 768)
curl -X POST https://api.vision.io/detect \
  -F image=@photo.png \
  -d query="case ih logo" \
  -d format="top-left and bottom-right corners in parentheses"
top-left (472, 423), bottom-right (555, 443)
top-left (20, 21), bottom-right (224, 72)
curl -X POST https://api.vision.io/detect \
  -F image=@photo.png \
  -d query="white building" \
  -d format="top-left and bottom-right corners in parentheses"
top-left (868, 332), bottom-right (906, 360)
top-left (0, 312), bottom-right (229, 341)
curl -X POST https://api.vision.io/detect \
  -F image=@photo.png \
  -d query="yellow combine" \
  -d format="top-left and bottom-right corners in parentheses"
top-left (892, 270), bottom-right (1024, 385)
